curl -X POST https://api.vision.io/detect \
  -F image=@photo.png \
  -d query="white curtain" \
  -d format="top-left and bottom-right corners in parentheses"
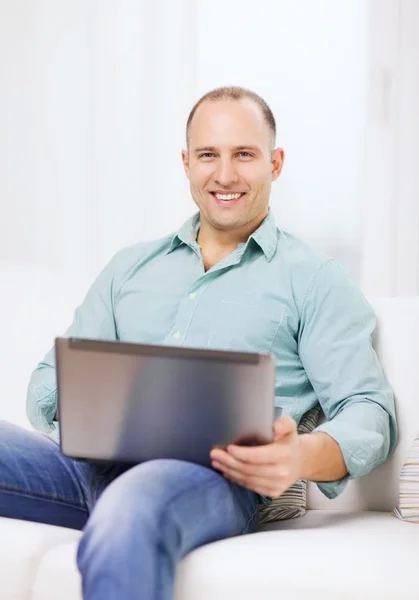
top-left (361, 0), bottom-right (419, 296)
top-left (0, 0), bottom-right (196, 281)
top-left (2, 0), bottom-right (418, 295)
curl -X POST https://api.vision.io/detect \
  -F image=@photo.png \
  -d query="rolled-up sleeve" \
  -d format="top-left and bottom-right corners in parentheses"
top-left (298, 259), bottom-right (397, 499)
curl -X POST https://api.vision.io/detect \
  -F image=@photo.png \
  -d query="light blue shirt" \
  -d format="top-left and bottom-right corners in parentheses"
top-left (27, 209), bottom-right (397, 501)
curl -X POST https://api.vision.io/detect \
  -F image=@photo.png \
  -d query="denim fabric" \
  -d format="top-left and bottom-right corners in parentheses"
top-left (0, 421), bottom-right (259, 599)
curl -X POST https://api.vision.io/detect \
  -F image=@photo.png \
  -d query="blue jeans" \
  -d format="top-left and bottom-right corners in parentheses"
top-left (0, 420), bottom-right (259, 599)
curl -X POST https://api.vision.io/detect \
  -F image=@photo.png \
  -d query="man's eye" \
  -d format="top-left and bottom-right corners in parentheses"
top-left (200, 153), bottom-right (214, 159)
top-left (238, 152), bottom-right (251, 158)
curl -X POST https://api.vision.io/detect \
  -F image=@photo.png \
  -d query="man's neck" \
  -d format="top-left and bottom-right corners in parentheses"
top-left (196, 211), bottom-right (267, 254)
top-left (195, 227), bottom-right (235, 271)
top-left (196, 216), bottom-right (264, 272)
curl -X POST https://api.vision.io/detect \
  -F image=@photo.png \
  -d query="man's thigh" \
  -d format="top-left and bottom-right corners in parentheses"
top-left (0, 420), bottom-right (116, 530)
top-left (78, 459), bottom-right (259, 598)
top-left (87, 458), bottom-right (260, 552)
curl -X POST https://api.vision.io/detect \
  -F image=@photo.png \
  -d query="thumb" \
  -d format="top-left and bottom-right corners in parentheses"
top-left (273, 415), bottom-right (296, 439)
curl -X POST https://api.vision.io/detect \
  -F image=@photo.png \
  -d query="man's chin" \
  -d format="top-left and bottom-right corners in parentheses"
top-left (207, 214), bottom-right (244, 231)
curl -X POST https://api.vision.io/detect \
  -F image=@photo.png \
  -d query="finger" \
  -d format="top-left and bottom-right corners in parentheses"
top-left (273, 415), bottom-right (297, 439)
top-left (211, 453), bottom-right (279, 478)
top-left (224, 442), bottom-right (282, 465)
top-left (211, 448), bottom-right (251, 470)
top-left (214, 462), bottom-right (281, 497)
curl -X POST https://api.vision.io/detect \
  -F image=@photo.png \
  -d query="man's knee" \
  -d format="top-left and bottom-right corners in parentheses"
top-left (91, 458), bottom-right (220, 517)
top-left (80, 458), bottom-right (230, 560)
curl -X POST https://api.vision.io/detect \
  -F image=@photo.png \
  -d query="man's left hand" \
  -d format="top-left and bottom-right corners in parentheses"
top-left (209, 416), bottom-right (301, 499)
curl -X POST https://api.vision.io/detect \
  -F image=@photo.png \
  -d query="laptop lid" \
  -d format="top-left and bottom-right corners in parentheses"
top-left (55, 337), bottom-right (276, 467)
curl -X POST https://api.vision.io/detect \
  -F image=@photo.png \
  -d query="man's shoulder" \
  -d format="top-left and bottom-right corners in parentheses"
top-left (117, 233), bottom-right (174, 260)
top-left (108, 233), bottom-right (175, 278)
top-left (276, 229), bottom-right (334, 276)
top-left (275, 230), bottom-right (365, 313)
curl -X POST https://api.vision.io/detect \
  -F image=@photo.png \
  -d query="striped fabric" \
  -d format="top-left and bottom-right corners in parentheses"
top-left (393, 432), bottom-right (419, 523)
top-left (258, 405), bottom-right (321, 524)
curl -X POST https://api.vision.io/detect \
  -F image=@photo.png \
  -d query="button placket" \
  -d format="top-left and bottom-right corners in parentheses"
top-left (167, 278), bottom-right (213, 346)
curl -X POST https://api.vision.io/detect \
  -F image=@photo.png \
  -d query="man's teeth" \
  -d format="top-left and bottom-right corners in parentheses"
top-left (214, 193), bottom-right (243, 200)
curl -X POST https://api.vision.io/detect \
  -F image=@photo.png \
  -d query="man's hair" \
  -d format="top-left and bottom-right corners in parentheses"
top-left (186, 86), bottom-right (276, 149)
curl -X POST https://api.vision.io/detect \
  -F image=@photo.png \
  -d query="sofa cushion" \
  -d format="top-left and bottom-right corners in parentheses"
top-left (393, 432), bottom-right (419, 523)
top-left (2, 510), bottom-right (418, 599)
top-left (175, 511), bottom-right (418, 600)
top-left (0, 517), bottom-right (82, 600)
top-left (9, 511), bottom-right (417, 600)
top-left (32, 541), bottom-right (82, 600)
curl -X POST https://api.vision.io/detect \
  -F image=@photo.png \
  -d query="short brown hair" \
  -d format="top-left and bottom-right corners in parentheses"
top-left (186, 86), bottom-right (276, 149)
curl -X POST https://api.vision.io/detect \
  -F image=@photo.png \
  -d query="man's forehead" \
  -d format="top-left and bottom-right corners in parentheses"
top-left (191, 99), bottom-right (266, 131)
top-left (189, 100), bottom-right (271, 147)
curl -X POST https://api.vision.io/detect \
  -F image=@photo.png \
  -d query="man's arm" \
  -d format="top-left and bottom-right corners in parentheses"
top-left (26, 250), bottom-right (125, 432)
top-left (210, 259), bottom-right (396, 498)
top-left (298, 259), bottom-right (397, 498)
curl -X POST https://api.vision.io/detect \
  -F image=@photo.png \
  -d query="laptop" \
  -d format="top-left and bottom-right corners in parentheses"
top-left (55, 337), bottom-right (276, 467)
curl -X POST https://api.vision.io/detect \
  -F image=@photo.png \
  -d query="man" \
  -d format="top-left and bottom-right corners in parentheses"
top-left (0, 87), bottom-right (397, 599)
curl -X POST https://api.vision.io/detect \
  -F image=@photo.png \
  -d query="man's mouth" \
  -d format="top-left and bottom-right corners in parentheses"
top-left (210, 192), bottom-right (246, 203)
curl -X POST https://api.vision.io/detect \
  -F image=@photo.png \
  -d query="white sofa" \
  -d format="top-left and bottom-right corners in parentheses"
top-left (0, 267), bottom-right (418, 599)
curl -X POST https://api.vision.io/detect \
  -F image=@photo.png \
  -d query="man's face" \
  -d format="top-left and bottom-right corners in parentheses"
top-left (182, 98), bottom-right (284, 235)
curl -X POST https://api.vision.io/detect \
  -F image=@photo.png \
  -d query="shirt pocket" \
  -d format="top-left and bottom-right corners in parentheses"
top-left (206, 295), bottom-right (286, 353)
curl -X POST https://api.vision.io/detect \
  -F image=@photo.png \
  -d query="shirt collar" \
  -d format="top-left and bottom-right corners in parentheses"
top-left (165, 212), bottom-right (201, 255)
top-left (165, 208), bottom-right (278, 261)
top-left (249, 208), bottom-right (278, 261)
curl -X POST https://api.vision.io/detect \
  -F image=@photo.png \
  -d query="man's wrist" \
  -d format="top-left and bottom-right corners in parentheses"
top-left (298, 431), bottom-right (348, 482)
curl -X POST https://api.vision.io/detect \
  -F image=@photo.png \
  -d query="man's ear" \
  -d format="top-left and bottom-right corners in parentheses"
top-left (181, 149), bottom-right (190, 179)
top-left (271, 147), bottom-right (285, 182)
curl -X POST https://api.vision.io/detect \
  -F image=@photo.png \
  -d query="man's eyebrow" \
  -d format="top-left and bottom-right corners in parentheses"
top-left (234, 145), bottom-right (261, 152)
top-left (193, 146), bottom-right (217, 154)
top-left (192, 145), bottom-right (261, 154)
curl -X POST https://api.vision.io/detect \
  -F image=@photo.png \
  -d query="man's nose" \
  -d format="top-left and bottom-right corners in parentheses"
top-left (214, 158), bottom-right (239, 187)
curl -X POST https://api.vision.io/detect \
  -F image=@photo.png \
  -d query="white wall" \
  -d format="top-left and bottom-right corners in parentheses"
top-left (196, 0), bottom-right (367, 279)
top-left (0, 1), bottom-right (37, 265)
top-left (0, 0), bottom-right (367, 283)
top-left (2, 0), bottom-right (418, 294)
top-left (361, 0), bottom-right (419, 296)
top-left (0, 0), bottom-right (196, 281)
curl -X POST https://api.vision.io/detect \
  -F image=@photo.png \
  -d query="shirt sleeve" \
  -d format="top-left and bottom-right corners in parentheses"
top-left (298, 259), bottom-right (397, 499)
top-left (26, 250), bottom-right (124, 433)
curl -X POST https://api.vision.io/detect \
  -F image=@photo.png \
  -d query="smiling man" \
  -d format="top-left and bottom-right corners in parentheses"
top-left (0, 87), bottom-right (397, 600)
top-left (182, 92), bottom-right (283, 272)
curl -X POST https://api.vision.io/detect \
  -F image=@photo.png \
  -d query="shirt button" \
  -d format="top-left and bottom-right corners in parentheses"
top-left (189, 292), bottom-right (197, 300)
top-left (173, 331), bottom-right (181, 340)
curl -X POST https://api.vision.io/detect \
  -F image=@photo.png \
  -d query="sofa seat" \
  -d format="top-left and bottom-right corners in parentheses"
top-left (179, 510), bottom-right (417, 599)
top-left (1, 510), bottom-right (416, 600)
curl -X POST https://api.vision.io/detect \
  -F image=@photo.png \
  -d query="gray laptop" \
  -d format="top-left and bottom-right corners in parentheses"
top-left (55, 337), bottom-right (276, 467)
